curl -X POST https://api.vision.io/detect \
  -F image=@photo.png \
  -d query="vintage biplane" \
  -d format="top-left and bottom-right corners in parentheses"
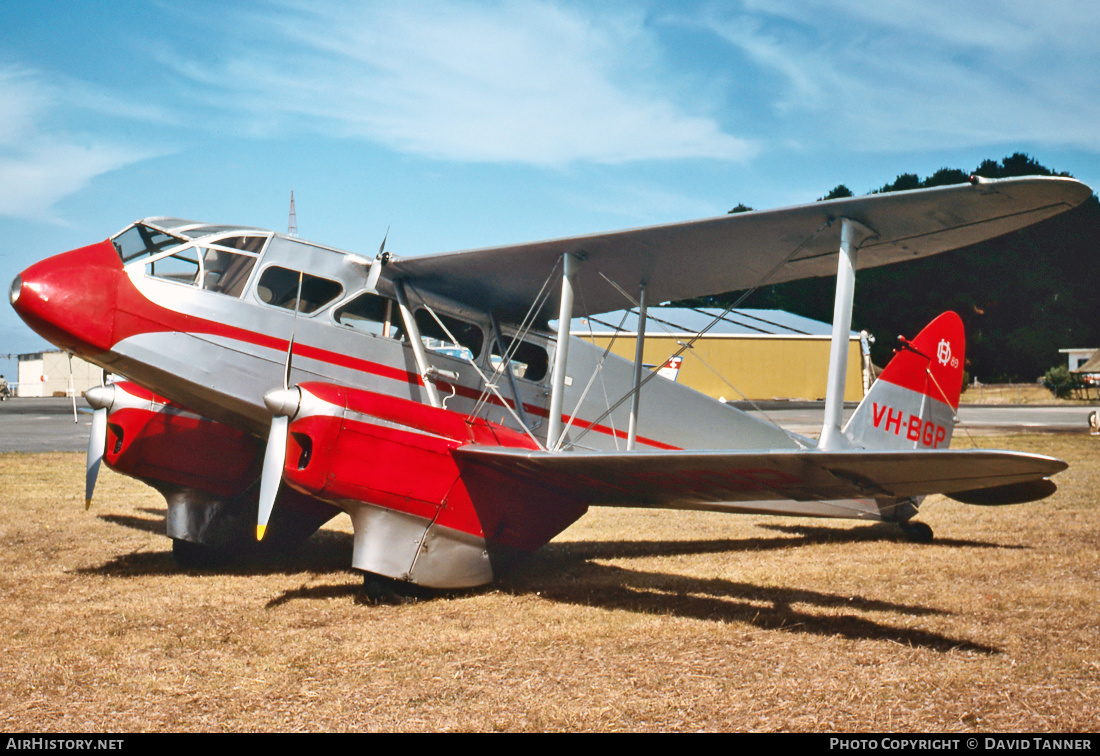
top-left (9, 175), bottom-right (1091, 589)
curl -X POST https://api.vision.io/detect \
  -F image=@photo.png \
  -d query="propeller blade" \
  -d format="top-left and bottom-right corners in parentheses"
top-left (282, 270), bottom-right (305, 390)
top-left (378, 225), bottom-right (390, 257)
top-left (256, 414), bottom-right (288, 541)
top-left (365, 261), bottom-right (383, 291)
top-left (85, 407), bottom-right (106, 509)
top-left (256, 386), bottom-right (302, 541)
top-left (283, 335), bottom-right (295, 391)
top-left (83, 385), bottom-right (115, 509)
top-left (365, 227), bottom-right (391, 291)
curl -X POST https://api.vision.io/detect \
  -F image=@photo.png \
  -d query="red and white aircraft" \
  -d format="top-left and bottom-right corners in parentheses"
top-left (9, 175), bottom-right (1090, 590)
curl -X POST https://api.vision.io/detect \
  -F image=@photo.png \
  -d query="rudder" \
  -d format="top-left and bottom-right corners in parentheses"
top-left (844, 311), bottom-right (965, 451)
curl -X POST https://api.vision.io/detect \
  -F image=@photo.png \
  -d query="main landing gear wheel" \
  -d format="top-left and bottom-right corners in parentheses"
top-left (357, 572), bottom-right (431, 605)
top-left (172, 538), bottom-right (233, 569)
top-left (900, 521), bottom-right (935, 544)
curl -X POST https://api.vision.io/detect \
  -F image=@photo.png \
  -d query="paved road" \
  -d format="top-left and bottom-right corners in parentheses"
top-left (0, 397), bottom-right (92, 452)
top-left (0, 396), bottom-right (1095, 453)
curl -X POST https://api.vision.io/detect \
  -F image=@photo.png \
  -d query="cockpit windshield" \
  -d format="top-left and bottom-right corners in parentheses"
top-left (116, 222), bottom-right (271, 300)
top-left (112, 224), bottom-right (186, 262)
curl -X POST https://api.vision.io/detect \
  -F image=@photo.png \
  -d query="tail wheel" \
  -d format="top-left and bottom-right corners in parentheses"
top-left (900, 521), bottom-right (934, 543)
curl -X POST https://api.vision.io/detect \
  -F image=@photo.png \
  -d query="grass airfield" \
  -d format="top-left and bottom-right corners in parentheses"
top-left (1, 434), bottom-right (1097, 732)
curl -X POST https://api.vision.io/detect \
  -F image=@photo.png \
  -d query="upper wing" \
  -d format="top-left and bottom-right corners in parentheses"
top-left (387, 176), bottom-right (1091, 324)
top-left (454, 446), bottom-right (1067, 509)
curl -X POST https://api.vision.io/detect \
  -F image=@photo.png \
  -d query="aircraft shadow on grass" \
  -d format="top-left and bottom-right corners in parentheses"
top-left (257, 545), bottom-right (998, 653)
top-left (89, 511), bottom-right (1011, 652)
top-left (757, 523), bottom-right (1029, 551)
top-left (267, 525), bottom-right (997, 653)
top-left (83, 514), bottom-right (355, 578)
top-left (514, 562), bottom-right (997, 655)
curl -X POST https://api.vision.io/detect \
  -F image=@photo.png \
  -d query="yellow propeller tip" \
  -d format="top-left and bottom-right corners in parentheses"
top-left (256, 524), bottom-right (266, 541)
top-left (84, 499), bottom-right (92, 510)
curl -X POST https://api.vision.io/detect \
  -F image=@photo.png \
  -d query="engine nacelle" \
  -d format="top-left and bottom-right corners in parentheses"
top-left (92, 381), bottom-right (338, 550)
top-left (100, 382), bottom-right (261, 498)
top-left (280, 383), bottom-right (588, 587)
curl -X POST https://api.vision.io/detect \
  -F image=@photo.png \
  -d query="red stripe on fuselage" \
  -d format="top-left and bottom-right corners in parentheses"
top-left (93, 246), bottom-right (679, 450)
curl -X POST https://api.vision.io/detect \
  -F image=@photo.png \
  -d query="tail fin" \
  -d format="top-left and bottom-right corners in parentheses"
top-left (844, 311), bottom-right (964, 450)
top-left (655, 356), bottom-right (683, 382)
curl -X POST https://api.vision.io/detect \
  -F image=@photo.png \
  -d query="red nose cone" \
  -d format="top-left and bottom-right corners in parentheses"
top-left (11, 240), bottom-right (122, 357)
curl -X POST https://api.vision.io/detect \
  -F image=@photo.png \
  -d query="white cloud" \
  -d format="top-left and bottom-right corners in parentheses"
top-left (0, 67), bottom-right (51, 148)
top-left (0, 141), bottom-right (152, 222)
top-left (0, 66), bottom-right (162, 222)
top-left (162, 0), bottom-right (755, 165)
top-left (701, 0), bottom-right (1100, 154)
top-left (563, 181), bottom-right (728, 226)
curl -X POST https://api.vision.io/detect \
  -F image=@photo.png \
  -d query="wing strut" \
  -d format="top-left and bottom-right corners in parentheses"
top-left (394, 279), bottom-right (442, 408)
top-left (626, 282), bottom-right (647, 450)
top-left (818, 217), bottom-right (875, 451)
top-left (547, 252), bottom-right (581, 450)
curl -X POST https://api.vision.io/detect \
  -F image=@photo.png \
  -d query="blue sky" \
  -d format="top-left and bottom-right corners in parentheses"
top-left (2, 0), bottom-right (1098, 376)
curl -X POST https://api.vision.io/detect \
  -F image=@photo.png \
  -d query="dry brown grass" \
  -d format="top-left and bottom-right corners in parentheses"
top-left (1, 437), bottom-right (1098, 732)
top-left (960, 383), bottom-right (1091, 405)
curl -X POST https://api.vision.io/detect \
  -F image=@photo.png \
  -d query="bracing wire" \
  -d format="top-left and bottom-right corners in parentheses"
top-left (470, 256), bottom-right (562, 421)
top-left (565, 218), bottom-right (836, 450)
top-left (553, 304), bottom-right (631, 451)
top-left (409, 291), bottom-right (544, 450)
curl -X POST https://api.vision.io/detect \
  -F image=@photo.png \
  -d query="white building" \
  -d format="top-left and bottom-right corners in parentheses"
top-left (1059, 347), bottom-right (1097, 372)
top-left (16, 351), bottom-right (104, 398)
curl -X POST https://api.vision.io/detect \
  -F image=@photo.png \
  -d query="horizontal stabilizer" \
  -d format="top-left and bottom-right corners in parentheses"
top-left (947, 479), bottom-right (1058, 506)
top-left (454, 446), bottom-right (1066, 510)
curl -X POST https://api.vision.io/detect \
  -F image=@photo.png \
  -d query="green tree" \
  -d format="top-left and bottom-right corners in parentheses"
top-left (878, 173), bottom-right (920, 193)
top-left (1041, 365), bottom-right (1080, 398)
top-left (819, 185), bottom-right (853, 201)
top-left (680, 155), bottom-right (1100, 381)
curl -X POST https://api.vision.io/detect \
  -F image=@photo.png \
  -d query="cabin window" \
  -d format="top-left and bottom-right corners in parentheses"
top-left (212, 235), bottom-right (268, 254)
top-left (334, 292), bottom-right (399, 338)
top-left (113, 224), bottom-right (185, 262)
top-left (491, 337), bottom-right (549, 382)
top-left (256, 266), bottom-right (343, 314)
top-left (147, 245), bottom-right (201, 285)
top-left (414, 309), bottom-right (483, 359)
top-left (199, 247), bottom-right (257, 297)
top-left (140, 242), bottom-right (261, 298)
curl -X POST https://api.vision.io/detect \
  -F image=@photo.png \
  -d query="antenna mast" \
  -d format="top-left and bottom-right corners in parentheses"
top-left (287, 190), bottom-right (298, 236)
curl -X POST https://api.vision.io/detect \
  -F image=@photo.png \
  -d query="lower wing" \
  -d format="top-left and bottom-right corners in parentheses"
top-left (454, 446), bottom-right (1066, 510)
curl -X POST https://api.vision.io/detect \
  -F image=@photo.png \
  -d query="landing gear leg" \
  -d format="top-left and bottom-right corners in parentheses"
top-left (899, 520), bottom-right (934, 544)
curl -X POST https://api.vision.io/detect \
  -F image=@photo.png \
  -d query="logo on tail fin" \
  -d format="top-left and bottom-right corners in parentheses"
top-left (937, 339), bottom-right (957, 368)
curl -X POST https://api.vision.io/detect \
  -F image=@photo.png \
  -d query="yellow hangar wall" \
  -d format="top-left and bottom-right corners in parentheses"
top-left (582, 334), bottom-right (864, 402)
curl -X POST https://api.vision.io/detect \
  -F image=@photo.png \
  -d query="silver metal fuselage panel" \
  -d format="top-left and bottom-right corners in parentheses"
top-left (107, 230), bottom-right (795, 452)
